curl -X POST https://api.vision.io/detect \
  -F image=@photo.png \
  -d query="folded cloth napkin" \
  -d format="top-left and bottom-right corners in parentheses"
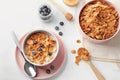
top-left (84, 33), bottom-right (120, 63)
top-left (76, 0), bottom-right (120, 69)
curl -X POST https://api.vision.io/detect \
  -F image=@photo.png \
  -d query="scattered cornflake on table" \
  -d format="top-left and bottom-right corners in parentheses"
top-left (71, 49), bottom-right (76, 54)
top-left (75, 56), bottom-right (81, 65)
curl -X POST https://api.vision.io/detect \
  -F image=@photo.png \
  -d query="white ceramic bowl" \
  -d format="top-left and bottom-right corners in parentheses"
top-left (78, 0), bottom-right (120, 43)
top-left (22, 29), bottom-right (59, 66)
top-left (39, 4), bottom-right (53, 22)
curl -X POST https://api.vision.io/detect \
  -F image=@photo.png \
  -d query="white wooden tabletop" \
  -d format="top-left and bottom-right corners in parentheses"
top-left (0, 0), bottom-right (120, 80)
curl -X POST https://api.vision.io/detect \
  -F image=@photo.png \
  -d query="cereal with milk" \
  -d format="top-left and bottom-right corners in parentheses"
top-left (25, 32), bottom-right (56, 64)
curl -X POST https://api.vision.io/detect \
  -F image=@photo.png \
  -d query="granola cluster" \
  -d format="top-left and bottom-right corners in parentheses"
top-left (80, 1), bottom-right (119, 40)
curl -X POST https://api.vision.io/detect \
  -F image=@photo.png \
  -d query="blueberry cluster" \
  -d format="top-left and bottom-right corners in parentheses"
top-left (38, 44), bottom-right (44, 51)
top-left (54, 21), bottom-right (64, 36)
top-left (46, 65), bottom-right (55, 74)
top-left (39, 5), bottom-right (51, 16)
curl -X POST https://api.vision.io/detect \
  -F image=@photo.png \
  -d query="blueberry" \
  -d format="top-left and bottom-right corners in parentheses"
top-left (43, 14), bottom-right (45, 16)
top-left (40, 9), bottom-right (44, 12)
top-left (46, 12), bottom-right (49, 15)
top-left (41, 6), bottom-right (45, 9)
top-left (40, 7), bottom-right (43, 10)
top-left (41, 13), bottom-right (44, 16)
top-left (45, 9), bottom-right (48, 12)
top-left (46, 69), bottom-right (51, 74)
top-left (40, 12), bottom-right (43, 15)
top-left (43, 8), bottom-right (47, 12)
top-left (40, 8), bottom-right (43, 12)
top-left (38, 47), bottom-right (42, 51)
top-left (59, 22), bottom-right (64, 26)
top-left (31, 51), bottom-right (36, 55)
top-left (43, 14), bottom-right (46, 16)
top-left (39, 10), bottom-right (42, 14)
top-left (50, 65), bottom-right (55, 70)
top-left (40, 44), bottom-right (44, 47)
top-left (43, 12), bottom-right (48, 16)
top-left (39, 9), bottom-right (45, 15)
top-left (48, 52), bottom-right (52, 56)
top-left (48, 9), bottom-right (51, 13)
top-left (55, 26), bottom-right (59, 31)
top-left (39, 11), bottom-right (42, 14)
top-left (40, 12), bottom-right (44, 15)
top-left (59, 31), bottom-right (63, 36)
top-left (43, 5), bottom-right (47, 8)
top-left (33, 40), bottom-right (37, 44)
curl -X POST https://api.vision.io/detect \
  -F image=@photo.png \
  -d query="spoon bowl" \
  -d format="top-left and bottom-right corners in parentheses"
top-left (24, 62), bottom-right (36, 77)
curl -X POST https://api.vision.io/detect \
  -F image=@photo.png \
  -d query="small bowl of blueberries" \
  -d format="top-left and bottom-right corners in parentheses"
top-left (39, 4), bottom-right (53, 22)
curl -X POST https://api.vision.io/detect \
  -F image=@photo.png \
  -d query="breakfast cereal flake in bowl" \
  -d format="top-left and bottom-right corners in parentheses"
top-left (22, 29), bottom-right (59, 66)
top-left (79, 0), bottom-right (120, 43)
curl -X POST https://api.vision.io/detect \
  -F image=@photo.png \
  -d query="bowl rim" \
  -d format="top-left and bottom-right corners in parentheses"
top-left (78, 0), bottom-right (120, 43)
top-left (22, 29), bottom-right (59, 66)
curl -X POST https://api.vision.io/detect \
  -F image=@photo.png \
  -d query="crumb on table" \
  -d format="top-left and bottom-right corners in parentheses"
top-left (76, 39), bottom-right (81, 43)
top-left (71, 50), bottom-right (76, 54)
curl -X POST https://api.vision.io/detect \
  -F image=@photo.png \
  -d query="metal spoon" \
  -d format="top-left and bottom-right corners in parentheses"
top-left (11, 31), bottom-right (37, 77)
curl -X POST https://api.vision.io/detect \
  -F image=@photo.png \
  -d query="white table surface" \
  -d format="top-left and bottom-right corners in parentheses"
top-left (0, 0), bottom-right (120, 80)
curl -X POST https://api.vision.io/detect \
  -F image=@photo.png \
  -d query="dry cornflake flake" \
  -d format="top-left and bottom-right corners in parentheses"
top-left (76, 39), bottom-right (81, 43)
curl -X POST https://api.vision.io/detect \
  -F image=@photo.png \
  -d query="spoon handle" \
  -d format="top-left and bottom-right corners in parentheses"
top-left (49, 0), bottom-right (73, 21)
top-left (49, 0), bottom-right (66, 14)
top-left (11, 31), bottom-right (26, 61)
top-left (86, 61), bottom-right (105, 80)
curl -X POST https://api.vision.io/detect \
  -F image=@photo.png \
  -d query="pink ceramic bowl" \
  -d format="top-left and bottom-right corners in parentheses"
top-left (78, 0), bottom-right (120, 43)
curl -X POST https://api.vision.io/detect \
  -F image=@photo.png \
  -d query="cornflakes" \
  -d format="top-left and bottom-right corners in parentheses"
top-left (80, 1), bottom-right (119, 40)
top-left (24, 32), bottom-right (56, 64)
